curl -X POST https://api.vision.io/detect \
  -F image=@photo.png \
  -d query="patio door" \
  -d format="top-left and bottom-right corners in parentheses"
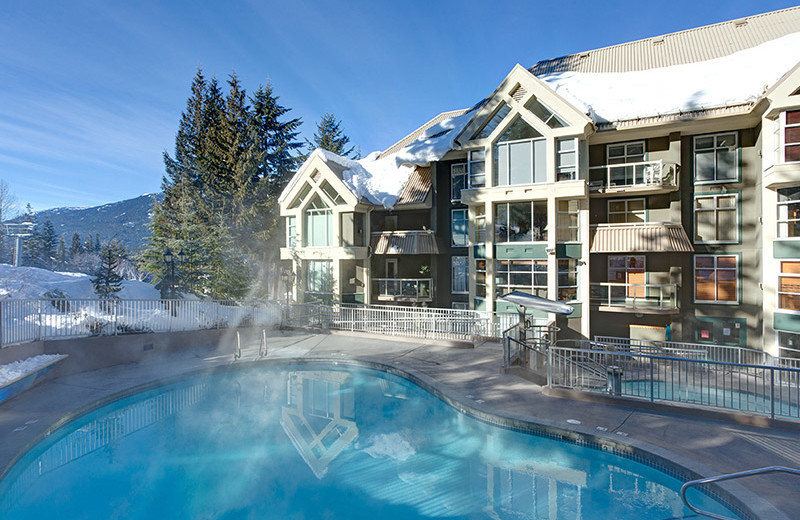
top-left (609, 256), bottom-right (645, 300)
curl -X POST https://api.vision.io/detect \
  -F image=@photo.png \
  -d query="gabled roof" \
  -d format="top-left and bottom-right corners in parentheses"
top-left (531, 7), bottom-right (800, 125)
top-left (378, 108), bottom-right (476, 159)
top-left (531, 6), bottom-right (800, 75)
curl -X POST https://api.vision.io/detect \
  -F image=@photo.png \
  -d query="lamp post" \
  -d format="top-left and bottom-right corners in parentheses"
top-left (163, 248), bottom-right (185, 299)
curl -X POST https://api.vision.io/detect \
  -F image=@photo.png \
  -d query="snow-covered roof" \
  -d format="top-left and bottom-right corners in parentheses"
top-left (539, 31), bottom-right (800, 124)
top-left (282, 108), bottom-right (477, 209)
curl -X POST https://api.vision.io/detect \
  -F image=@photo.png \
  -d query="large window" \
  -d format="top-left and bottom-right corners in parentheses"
top-left (452, 209), bottom-right (469, 246)
top-left (474, 205), bottom-right (486, 243)
top-left (779, 261), bottom-right (800, 311)
top-left (451, 163), bottom-right (467, 202)
top-left (558, 259), bottom-right (579, 301)
top-left (495, 202), bottom-right (547, 243)
top-left (695, 255), bottom-right (738, 303)
top-left (305, 196), bottom-right (333, 247)
top-left (495, 259), bottom-right (547, 298)
top-left (607, 141), bottom-right (645, 186)
top-left (475, 260), bottom-right (487, 298)
top-left (778, 187), bottom-right (800, 238)
top-left (451, 256), bottom-right (468, 294)
top-left (783, 110), bottom-right (800, 163)
top-left (694, 193), bottom-right (738, 244)
top-left (524, 97), bottom-right (567, 129)
top-left (557, 200), bottom-right (580, 242)
top-left (468, 150), bottom-right (486, 188)
top-left (286, 216), bottom-right (296, 248)
top-left (306, 260), bottom-right (333, 296)
top-left (556, 138), bottom-right (577, 181)
top-left (694, 133), bottom-right (737, 183)
top-left (608, 199), bottom-right (645, 224)
top-left (494, 118), bottom-right (546, 186)
top-left (609, 256), bottom-right (645, 299)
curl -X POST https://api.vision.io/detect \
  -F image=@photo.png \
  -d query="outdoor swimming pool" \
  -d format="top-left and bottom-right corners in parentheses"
top-left (0, 363), bottom-right (742, 519)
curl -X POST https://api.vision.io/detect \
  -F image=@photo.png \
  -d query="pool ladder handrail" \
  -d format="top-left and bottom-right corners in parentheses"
top-left (680, 466), bottom-right (800, 520)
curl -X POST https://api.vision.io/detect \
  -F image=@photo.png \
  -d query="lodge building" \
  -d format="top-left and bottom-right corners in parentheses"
top-left (280, 7), bottom-right (800, 355)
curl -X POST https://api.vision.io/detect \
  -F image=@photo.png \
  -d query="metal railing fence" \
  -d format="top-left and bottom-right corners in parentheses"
top-left (502, 321), bottom-right (557, 370)
top-left (593, 336), bottom-right (768, 365)
top-left (284, 302), bottom-right (537, 342)
top-left (590, 282), bottom-right (677, 310)
top-left (0, 299), bottom-right (282, 347)
top-left (548, 345), bottom-right (800, 420)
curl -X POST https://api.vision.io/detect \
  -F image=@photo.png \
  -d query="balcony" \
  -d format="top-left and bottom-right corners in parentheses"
top-left (590, 282), bottom-right (678, 314)
top-left (588, 160), bottom-right (678, 196)
top-left (374, 278), bottom-right (433, 303)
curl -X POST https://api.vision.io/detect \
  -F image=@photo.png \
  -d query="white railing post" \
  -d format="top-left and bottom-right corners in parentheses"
top-left (38, 299), bottom-right (43, 341)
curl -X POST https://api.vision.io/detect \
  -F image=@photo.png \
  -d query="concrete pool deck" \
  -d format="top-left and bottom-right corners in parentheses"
top-left (1, 329), bottom-right (799, 519)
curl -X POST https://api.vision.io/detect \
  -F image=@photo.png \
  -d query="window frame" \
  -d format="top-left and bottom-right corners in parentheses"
top-left (778, 260), bottom-right (800, 314)
top-left (778, 187), bottom-right (800, 239)
top-left (451, 163), bottom-right (467, 202)
top-left (306, 260), bottom-right (333, 296)
top-left (286, 216), bottom-right (297, 248)
top-left (468, 149), bottom-right (486, 188)
top-left (694, 254), bottom-right (739, 305)
top-left (693, 132), bottom-right (739, 184)
top-left (781, 109), bottom-right (800, 164)
top-left (495, 136), bottom-right (547, 187)
top-left (495, 259), bottom-right (547, 299)
top-left (304, 197), bottom-right (333, 247)
top-left (556, 137), bottom-right (578, 181)
top-left (474, 205), bottom-right (486, 244)
top-left (556, 199), bottom-right (580, 242)
top-left (557, 258), bottom-right (579, 302)
top-left (475, 259), bottom-right (487, 300)
top-left (494, 201), bottom-right (548, 244)
top-left (693, 192), bottom-right (739, 245)
top-left (606, 141), bottom-right (645, 165)
top-left (451, 256), bottom-right (469, 294)
top-left (607, 198), bottom-right (646, 224)
top-left (451, 208), bottom-right (469, 247)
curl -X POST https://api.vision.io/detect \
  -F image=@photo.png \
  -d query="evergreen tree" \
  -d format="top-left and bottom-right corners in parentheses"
top-left (94, 234), bottom-right (101, 252)
top-left (39, 218), bottom-right (56, 267)
top-left (21, 204), bottom-right (40, 266)
top-left (69, 233), bottom-right (83, 257)
top-left (56, 237), bottom-right (66, 267)
top-left (144, 69), bottom-right (302, 299)
top-left (92, 241), bottom-right (124, 299)
top-left (305, 112), bottom-right (358, 159)
top-left (84, 233), bottom-right (94, 252)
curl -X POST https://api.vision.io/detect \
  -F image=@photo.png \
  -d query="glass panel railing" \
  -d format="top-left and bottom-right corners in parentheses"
top-left (588, 160), bottom-right (678, 190)
top-left (590, 282), bottom-right (677, 310)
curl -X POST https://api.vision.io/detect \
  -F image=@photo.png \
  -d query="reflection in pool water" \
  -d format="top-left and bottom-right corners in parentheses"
top-left (0, 364), bottom-right (741, 519)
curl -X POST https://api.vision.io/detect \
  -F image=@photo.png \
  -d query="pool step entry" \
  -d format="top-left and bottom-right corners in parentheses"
top-left (233, 331), bottom-right (242, 360)
top-left (681, 466), bottom-right (800, 519)
top-left (259, 329), bottom-right (268, 357)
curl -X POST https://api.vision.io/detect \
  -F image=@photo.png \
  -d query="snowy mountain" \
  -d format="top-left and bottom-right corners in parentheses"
top-left (20, 193), bottom-right (162, 252)
top-left (0, 264), bottom-right (159, 300)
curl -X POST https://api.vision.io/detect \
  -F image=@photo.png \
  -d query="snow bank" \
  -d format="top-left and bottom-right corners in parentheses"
top-left (361, 433), bottom-right (416, 462)
top-left (0, 354), bottom-right (65, 386)
top-left (540, 32), bottom-right (800, 123)
top-left (313, 110), bottom-right (474, 209)
top-left (0, 264), bottom-right (159, 300)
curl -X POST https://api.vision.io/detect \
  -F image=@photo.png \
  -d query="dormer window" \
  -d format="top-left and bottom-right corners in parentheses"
top-left (524, 97), bottom-right (567, 129)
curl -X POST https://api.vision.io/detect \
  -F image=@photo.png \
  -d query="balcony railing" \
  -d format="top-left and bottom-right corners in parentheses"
top-left (590, 282), bottom-right (677, 312)
top-left (374, 278), bottom-right (433, 302)
top-left (589, 160), bottom-right (678, 191)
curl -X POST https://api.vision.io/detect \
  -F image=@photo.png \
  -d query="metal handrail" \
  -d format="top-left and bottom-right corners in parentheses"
top-left (680, 466), bottom-right (800, 520)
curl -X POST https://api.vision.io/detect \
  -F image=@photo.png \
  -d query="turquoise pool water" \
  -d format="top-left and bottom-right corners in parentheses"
top-left (0, 364), bottom-right (741, 519)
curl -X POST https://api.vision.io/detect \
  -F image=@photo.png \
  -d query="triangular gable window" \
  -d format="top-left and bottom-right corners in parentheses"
top-left (289, 182), bottom-right (313, 209)
top-left (791, 86), bottom-right (800, 96)
top-left (472, 103), bottom-right (512, 140)
top-left (320, 180), bottom-right (346, 205)
top-left (498, 116), bottom-right (542, 142)
top-left (525, 97), bottom-right (568, 128)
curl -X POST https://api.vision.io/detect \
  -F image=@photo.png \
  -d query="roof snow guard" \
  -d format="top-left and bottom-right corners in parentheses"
top-left (531, 7), bottom-right (800, 124)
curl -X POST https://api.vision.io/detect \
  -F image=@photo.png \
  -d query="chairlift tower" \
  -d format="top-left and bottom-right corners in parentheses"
top-left (2, 222), bottom-right (34, 267)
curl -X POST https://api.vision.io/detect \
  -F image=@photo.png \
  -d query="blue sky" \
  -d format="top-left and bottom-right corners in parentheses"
top-left (0, 0), bottom-right (797, 211)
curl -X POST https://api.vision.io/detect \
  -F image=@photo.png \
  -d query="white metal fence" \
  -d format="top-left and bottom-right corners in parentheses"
top-left (548, 344), bottom-right (800, 420)
top-left (0, 299), bottom-right (282, 347)
top-left (284, 302), bottom-right (531, 342)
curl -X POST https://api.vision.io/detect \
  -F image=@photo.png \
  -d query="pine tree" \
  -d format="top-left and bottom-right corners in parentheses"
top-left (69, 233), bottom-right (83, 257)
top-left (145, 69), bottom-right (302, 299)
top-left (21, 204), bottom-right (40, 266)
top-left (39, 219), bottom-right (56, 267)
top-left (94, 234), bottom-right (101, 252)
top-left (56, 237), bottom-right (66, 267)
top-left (84, 233), bottom-right (94, 252)
top-left (305, 112), bottom-right (358, 159)
top-left (92, 241), bottom-right (124, 299)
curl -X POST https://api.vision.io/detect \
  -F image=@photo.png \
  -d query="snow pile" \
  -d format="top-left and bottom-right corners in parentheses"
top-left (0, 354), bottom-right (65, 386)
top-left (312, 110), bottom-right (474, 208)
top-left (0, 264), bottom-right (160, 300)
top-left (361, 433), bottom-right (416, 462)
top-left (540, 31), bottom-right (800, 123)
